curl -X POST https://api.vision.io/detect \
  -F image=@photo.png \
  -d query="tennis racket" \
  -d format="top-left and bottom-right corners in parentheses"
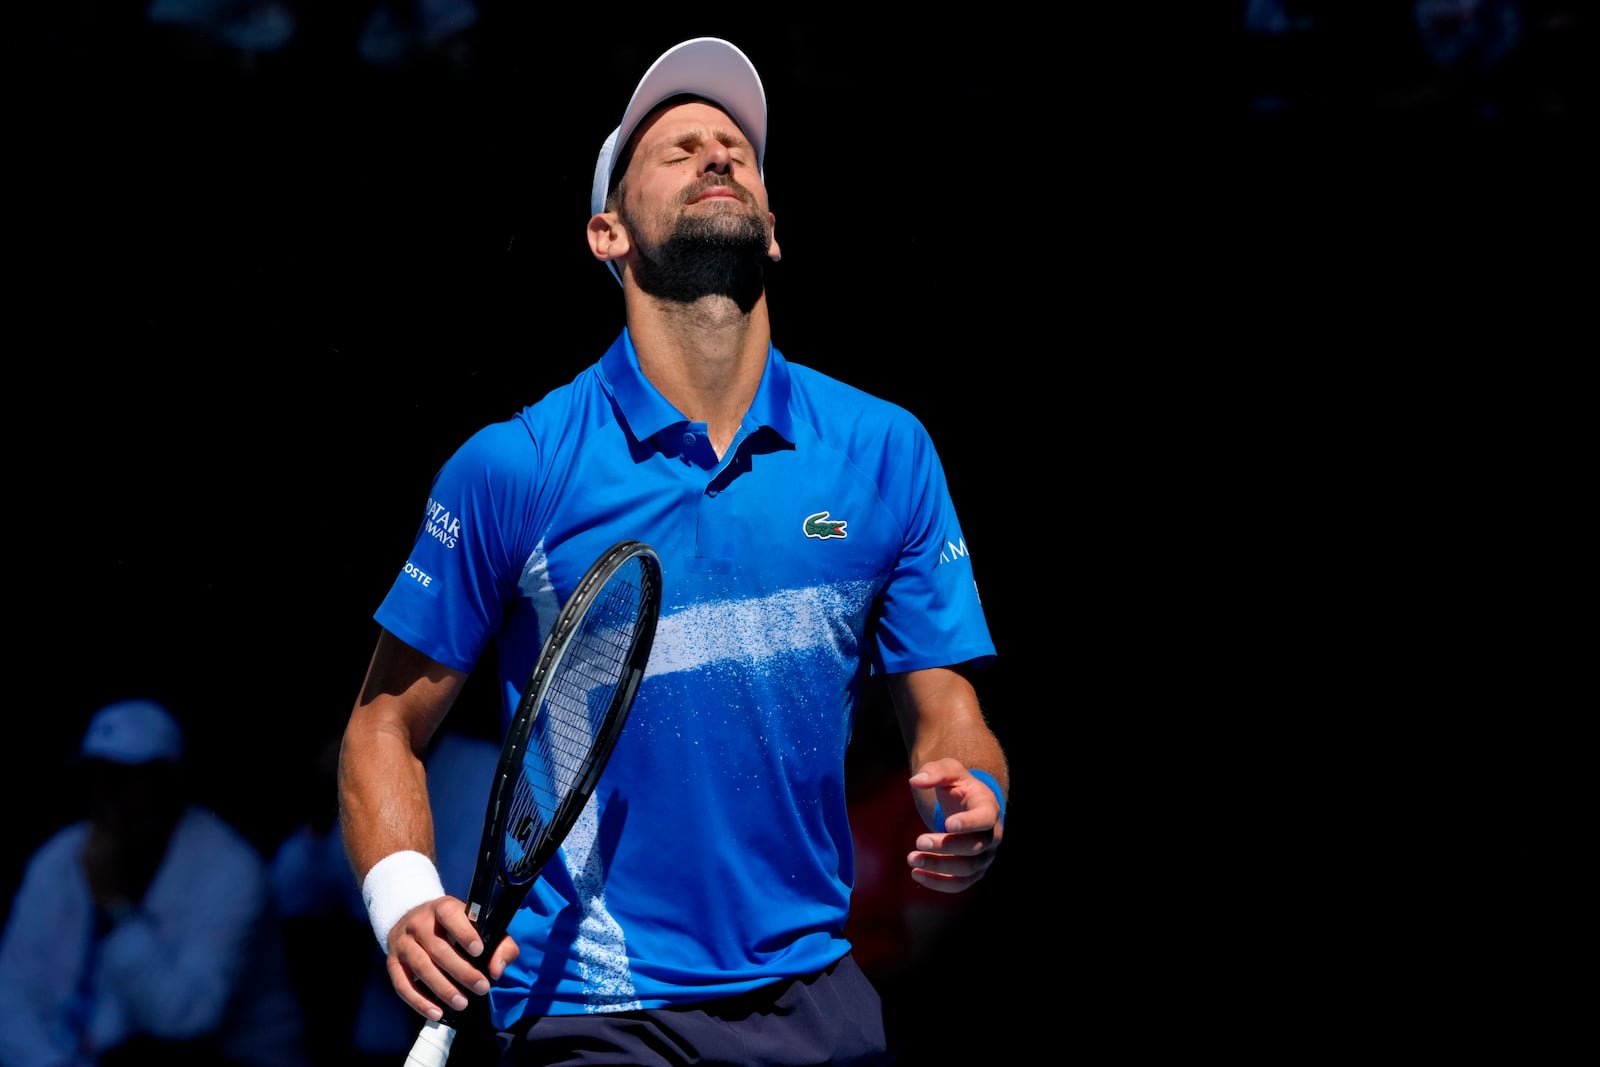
top-left (403, 539), bottom-right (663, 1067)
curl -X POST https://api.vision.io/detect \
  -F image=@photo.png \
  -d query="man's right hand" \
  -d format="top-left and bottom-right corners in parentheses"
top-left (383, 895), bottom-right (519, 1020)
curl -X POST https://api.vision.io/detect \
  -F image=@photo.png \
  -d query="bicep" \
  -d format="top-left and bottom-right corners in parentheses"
top-left (351, 628), bottom-right (471, 753)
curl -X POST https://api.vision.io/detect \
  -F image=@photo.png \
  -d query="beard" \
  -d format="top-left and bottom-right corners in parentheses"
top-left (625, 185), bottom-right (770, 309)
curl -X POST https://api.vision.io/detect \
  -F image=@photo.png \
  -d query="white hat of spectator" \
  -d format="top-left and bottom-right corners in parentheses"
top-left (80, 699), bottom-right (185, 765)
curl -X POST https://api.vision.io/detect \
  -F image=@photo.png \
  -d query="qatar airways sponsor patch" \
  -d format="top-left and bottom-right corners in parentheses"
top-left (423, 497), bottom-right (462, 550)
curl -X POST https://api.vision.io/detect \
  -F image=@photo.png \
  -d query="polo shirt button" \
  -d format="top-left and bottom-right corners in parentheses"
top-left (682, 432), bottom-right (696, 447)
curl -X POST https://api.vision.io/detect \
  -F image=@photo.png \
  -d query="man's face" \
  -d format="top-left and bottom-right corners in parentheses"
top-left (615, 101), bottom-right (775, 304)
top-left (84, 760), bottom-right (184, 845)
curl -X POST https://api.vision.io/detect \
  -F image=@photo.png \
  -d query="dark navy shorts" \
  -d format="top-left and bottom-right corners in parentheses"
top-left (495, 954), bottom-right (892, 1066)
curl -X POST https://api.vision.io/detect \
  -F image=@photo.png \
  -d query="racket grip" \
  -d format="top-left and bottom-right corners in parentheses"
top-left (404, 1019), bottom-right (457, 1067)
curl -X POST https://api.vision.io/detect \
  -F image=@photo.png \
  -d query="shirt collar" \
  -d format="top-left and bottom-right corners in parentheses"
top-left (601, 329), bottom-right (795, 446)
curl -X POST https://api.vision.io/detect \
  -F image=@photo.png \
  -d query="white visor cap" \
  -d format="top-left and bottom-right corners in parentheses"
top-left (590, 37), bottom-right (768, 284)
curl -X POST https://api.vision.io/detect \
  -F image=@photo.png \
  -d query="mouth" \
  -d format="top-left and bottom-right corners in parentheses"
top-left (685, 181), bottom-right (748, 207)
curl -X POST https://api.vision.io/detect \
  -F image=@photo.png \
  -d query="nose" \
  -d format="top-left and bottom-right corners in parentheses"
top-left (701, 141), bottom-right (732, 175)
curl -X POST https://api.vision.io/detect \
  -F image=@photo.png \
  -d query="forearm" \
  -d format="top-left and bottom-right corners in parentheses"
top-left (909, 720), bottom-right (1008, 793)
top-left (337, 703), bottom-right (438, 882)
top-left (338, 632), bottom-right (470, 947)
top-left (892, 670), bottom-right (1006, 778)
top-left (338, 630), bottom-right (465, 881)
top-left (888, 666), bottom-right (1009, 828)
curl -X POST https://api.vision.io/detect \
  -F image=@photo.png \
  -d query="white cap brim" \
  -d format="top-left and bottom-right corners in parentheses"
top-left (591, 37), bottom-right (768, 283)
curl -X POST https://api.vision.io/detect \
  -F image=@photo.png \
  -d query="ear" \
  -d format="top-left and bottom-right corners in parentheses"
top-left (588, 212), bottom-right (631, 268)
top-left (766, 211), bottom-right (781, 263)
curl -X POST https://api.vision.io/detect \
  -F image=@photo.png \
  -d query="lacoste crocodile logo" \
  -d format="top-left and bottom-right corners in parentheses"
top-left (803, 511), bottom-right (848, 540)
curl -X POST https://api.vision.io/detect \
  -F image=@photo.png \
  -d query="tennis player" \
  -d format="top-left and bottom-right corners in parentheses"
top-left (338, 35), bottom-right (1010, 1066)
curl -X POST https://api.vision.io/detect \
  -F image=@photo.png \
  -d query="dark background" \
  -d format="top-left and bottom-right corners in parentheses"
top-left (9, 2), bottom-right (1591, 1055)
top-left (15, 10), bottom-right (1052, 865)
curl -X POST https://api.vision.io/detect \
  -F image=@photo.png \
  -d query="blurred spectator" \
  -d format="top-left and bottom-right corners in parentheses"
top-left (1415, 0), bottom-right (1524, 76)
top-left (267, 734), bottom-right (374, 1067)
top-left (1379, 1), bottom-right (1586, 120)
top-left (140, 0), bottom-right (480, 77)
top-left (1239, 0), bottom-right (1326, 116)
top-left (144, 0), bottom-right (298, 71)
top-left (0, 699), bottom-right (310, 1067)
top-left (355, 0), bottom-right (480, 72)
top-left (270, 722), bottom-right (501, 1065)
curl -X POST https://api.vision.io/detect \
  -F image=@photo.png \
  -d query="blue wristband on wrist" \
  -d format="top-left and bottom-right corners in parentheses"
top-left (969, 768), bottom-right (1006, 826)
top-left (931, 768), bottom-right (1007, 831)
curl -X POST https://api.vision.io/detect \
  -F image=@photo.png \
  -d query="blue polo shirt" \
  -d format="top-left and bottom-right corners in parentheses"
top-left (374, 329), bottom-right (995, 1024)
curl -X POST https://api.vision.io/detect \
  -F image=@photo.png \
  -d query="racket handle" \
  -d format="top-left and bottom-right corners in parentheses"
top-left (404, 1019), bottom-right (457, 1067)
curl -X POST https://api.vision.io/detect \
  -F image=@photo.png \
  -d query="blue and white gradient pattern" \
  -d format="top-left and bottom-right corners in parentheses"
top-left (373, 330), bottom-right (993, 1024)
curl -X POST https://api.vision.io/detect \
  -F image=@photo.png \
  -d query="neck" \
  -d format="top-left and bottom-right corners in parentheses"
top-left (626, 291), bottom-right (771, 457)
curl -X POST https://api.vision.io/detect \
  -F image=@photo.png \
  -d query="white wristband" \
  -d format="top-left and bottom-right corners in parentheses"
top-left (361, 849), bottom-right (446, 951)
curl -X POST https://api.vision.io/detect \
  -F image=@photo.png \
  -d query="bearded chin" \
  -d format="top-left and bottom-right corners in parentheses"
top-left (631, 214), bottom-right (769, 310)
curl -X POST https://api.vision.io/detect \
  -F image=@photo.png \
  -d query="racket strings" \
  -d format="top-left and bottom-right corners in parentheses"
top-left (501, 564), bottom-right (650, 881)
